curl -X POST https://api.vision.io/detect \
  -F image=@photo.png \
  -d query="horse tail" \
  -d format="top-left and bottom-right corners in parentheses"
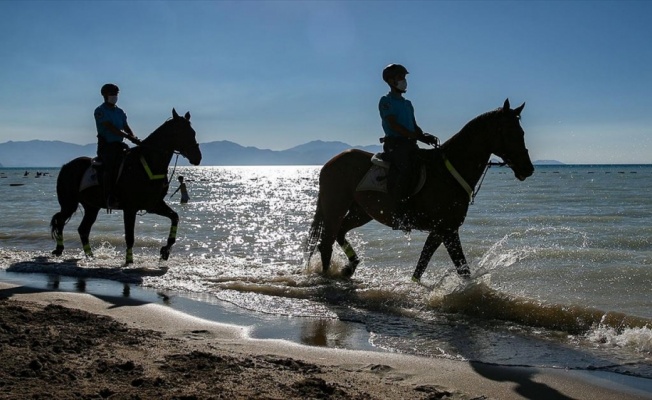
top-left (305, 196), bottom-right (324, 266)
top-left (50, 159), bottom-right (83, 239)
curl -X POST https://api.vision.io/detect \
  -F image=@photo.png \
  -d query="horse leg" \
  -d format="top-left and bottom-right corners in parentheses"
top-left (77, 205), bottom-right (100, 257)
top-left (123, 209), bottom-right (137, 264)
top-left (314, 195), bottom-right (351, 274)
top-left (50, 207), bottom-right (77, 256)
top-left (337, 205), bottom-right (372, 278)
top-left (443, 231), bottom-right (470, 277)
top-left (317, 228), bottom-right (336, 274)
top-left (412, 231), bottom-right (444, 282)
top-left (146, 201), bottom-right (179, 261)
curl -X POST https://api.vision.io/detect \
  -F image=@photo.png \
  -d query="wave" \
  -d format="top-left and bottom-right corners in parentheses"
top-left (428, 280), bottom-right (651, 335)
top-left (3, 247), bottom-right (650, 349)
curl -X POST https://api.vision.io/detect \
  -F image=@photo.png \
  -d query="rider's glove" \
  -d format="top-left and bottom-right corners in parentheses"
top-left (422, 133), bottom-right (439, 146)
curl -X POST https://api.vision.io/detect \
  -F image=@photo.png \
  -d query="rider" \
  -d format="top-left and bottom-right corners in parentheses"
top-left (378, 64), bottom-right (438, 224)
top-left (94, 83), bottom-right (140, 208)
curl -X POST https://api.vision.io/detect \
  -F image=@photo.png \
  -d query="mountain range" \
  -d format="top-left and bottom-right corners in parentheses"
top-left (0, 140), bottom-right (382, 168)
top-left (0, 139), bottom-right (561, 168)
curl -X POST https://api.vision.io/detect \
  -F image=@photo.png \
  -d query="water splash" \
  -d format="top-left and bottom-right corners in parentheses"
top-left (587, 319), bottom-right (652, 353)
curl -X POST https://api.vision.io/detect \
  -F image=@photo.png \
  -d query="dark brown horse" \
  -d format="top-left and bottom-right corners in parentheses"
top-left (50, 109), bottom-right (202, 264)
top-left (306, 99), bottom-right (534, 281)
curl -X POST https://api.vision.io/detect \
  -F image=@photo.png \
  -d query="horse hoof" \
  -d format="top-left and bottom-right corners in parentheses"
top-left (341, 258), bottom-right (360, 279)
top-left (457, 267), bottom-right (471, 278)
top-left (160, 247), bottom-right (170, 261)
top-left (51, 245), bottom-right (64, 257)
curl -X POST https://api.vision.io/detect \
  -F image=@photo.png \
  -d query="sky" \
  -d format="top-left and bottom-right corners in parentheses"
top-left (0, 1), bottom-right (650, 164)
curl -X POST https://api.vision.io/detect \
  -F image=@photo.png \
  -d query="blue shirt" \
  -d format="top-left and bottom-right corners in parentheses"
top-left (94, 103), bottom-right (128, 143)
top-left (378, 92), bottom-right (416, 138)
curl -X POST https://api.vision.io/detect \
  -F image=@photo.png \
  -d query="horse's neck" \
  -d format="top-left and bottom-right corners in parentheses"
top-left (441, 119), bottom-right (493, 188)
top-left (139, 132), bottom-right (174, 172)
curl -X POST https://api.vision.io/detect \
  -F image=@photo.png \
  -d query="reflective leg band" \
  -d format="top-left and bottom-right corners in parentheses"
top-left (83, 244), bottom-right (92, 256)
top-left (169, 225), bottom-right (178, 240)
top-left (341, 241), bottom-right (357, 261)
top-left (126, 248), bottom-right (133, 263)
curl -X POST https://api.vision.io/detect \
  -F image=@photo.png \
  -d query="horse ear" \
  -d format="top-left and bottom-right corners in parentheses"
top-left (184, 111), bottom-right (191, 120)
top-left (503, 98), bottom-right (511, 111)
top-left (514, 102), bottom-right (525, 116)
top-left (172, 108), bottom-right (180, 119)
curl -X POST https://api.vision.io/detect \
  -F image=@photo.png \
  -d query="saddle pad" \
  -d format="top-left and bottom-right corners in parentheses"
top-left (356, 164), bottom-right (427, 195)
top-left (356, 165), bottom-right (388, 193)
top-left (79, 165), bottom-right (100, 192)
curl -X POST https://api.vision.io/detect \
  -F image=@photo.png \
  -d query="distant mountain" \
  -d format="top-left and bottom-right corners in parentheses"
top-left (533, 160), bottom-right (565, 165)
top-left (0, 139), bottom-right (569, 168)
top-left (0, 139), bottom-right (382, 167)
top-left (0, 140), bottom-right (96, 167)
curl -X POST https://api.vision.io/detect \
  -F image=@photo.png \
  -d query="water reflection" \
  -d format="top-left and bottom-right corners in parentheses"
top-left (299, 318), bottom-right (359, 348)
top-left (47, 274), bottom-right (60, 289)
top-left (75, 278), bottom-right (86, 292)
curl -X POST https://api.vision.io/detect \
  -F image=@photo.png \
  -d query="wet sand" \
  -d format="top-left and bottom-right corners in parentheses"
top-left (1, 281), bottom-right (650, 400)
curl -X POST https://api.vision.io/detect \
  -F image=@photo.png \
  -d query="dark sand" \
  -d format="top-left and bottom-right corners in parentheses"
top-left (1, 281), bottom-right (650, 400)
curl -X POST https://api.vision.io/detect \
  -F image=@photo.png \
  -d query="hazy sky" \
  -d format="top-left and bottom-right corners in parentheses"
top-left (0, 1), bottom-right (650, 164)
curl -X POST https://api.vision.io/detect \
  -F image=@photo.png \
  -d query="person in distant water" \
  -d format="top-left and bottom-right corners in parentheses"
top-left (378, 64), bottom-right (438, 226)
top-left (170, 175), bottom-right (189, 204)
top-left (94, 83), bottom-right (140, 208)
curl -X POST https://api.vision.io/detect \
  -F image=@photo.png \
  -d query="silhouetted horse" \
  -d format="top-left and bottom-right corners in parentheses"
top-left (306, 99), bottom-right (534, 281)
top-left (50, 109), bottom-right (202, 264)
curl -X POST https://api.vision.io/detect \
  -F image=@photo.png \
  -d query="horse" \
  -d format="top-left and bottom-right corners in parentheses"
top-left (50, 109), bottom-right (202, 264)
top-left (305, 99), bottom-right (534, 282)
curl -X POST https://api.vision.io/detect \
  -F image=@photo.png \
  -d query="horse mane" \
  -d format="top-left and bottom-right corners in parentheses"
top-left (441, 107), bottom-right (501, 149)
top-left (141, 117), bottom-right (185, 145)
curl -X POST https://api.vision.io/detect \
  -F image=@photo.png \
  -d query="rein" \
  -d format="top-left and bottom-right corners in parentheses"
top-left (167, 152), bottom-right (181, 184)
top-left (442, 155), bottom-right (505, 205)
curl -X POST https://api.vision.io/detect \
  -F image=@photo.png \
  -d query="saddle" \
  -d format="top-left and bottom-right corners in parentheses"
top-left (355, 153), bottom-right (427, 195)
top-left (79, 157), bottom-right (126, 192)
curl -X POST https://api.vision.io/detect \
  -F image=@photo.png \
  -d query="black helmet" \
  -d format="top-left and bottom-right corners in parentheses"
top-left (101, 83), bottom-right (119, 96)
top-left (382, 64), bottom-right (409, 82)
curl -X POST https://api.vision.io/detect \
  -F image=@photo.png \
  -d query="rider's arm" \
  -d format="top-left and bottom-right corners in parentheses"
top-left (101, 121), bottom-right (138, 143)
top-left (123, 122), bottom-right (135, 137)
top-left (385, 115), bottom-right (432, 143)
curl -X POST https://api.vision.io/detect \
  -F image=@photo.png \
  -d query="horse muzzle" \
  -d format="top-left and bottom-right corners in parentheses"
top-left (183, 145), bottom-right (202, 166)
top-left (512, 161), bottom-right (534, 181)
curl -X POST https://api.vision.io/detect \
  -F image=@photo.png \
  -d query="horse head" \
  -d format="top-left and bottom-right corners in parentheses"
top-left (168, 108), bottom-right (202, 166)
top-left (490, 99), bottom-right (534, 181)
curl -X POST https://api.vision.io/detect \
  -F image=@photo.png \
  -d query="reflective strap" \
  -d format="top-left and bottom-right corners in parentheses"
top-left (341, 241), bottom-right (357, 260)
top-left (140, 156), bottom-right (166, 180)
top-left (443, 155), bottom-right (473, 202)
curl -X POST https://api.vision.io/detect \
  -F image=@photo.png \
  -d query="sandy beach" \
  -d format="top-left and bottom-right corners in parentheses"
top-left (1, 281), bottom-right (650, 400)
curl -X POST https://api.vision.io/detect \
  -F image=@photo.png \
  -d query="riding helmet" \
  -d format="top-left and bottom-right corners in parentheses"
top-left (101, 83), bottom-right (120, 96)
top-left (382, 64), bottom-right (409, 83)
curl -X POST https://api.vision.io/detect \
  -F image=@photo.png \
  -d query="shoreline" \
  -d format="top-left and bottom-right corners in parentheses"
top-left (1, 276), bottom-right (651, 399)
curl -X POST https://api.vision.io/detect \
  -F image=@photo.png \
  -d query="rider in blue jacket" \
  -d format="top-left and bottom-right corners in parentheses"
top-left (94, 83), bottom-right (140, 208)
top-left (379, 64), bottom-right (438, 225)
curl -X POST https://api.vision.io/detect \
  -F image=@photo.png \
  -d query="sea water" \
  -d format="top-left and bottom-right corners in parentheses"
top-left (0, 164), bottom-right (651, 382)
